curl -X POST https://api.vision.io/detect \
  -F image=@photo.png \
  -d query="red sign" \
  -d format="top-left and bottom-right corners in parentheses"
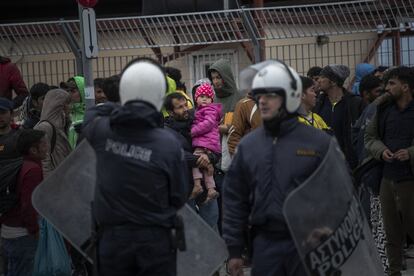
top-left (77, 0), bottom-right (98, 8)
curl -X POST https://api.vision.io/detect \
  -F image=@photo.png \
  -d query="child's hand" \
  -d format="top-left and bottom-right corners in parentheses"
top-left (196, 153), bottom-right (210, 169)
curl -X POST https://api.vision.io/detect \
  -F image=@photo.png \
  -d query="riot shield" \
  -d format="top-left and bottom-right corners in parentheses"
top-left (283, 139), bottom-right (384, 276)
top-left (177, 206), bottom-right (228, 276)
top-left (32, 140), bottom-right (96, 259)
top-left (32, 140), bottom-right (228, 276)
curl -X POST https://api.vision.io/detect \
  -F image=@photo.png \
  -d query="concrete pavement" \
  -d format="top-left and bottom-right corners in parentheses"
top-left (403, 258), bottom-right (414, 275)
top-left (217, 258), bottom-right (414, 275)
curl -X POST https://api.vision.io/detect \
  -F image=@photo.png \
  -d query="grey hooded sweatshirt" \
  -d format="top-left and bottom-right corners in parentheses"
top-left (208, 59), bottom-right (242, 115)
top-left (34, 89), bottom-right (72, 178)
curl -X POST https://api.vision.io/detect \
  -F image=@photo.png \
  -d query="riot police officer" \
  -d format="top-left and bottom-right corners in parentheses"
top-left (84, 58), bottom-right (189, 276)
top-left (223, 61), bottom-right (335, 276)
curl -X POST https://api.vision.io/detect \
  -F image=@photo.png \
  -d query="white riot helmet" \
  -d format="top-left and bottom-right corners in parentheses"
top-left (239, 60), bottom-right (278, 94)
top-left (119, 58), bottom-right (167, 111)
top-left (251, 60), bottom-right (302, 113)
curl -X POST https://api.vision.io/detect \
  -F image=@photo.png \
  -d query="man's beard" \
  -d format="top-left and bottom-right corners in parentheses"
top-left (175, 109), bottom-right (194, 122)
top-left (175, 113), bottom-right (189, 121)
top-left (389, 92), bottom-right (401, 101)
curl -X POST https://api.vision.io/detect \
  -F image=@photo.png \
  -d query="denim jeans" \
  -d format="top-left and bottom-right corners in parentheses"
top-left (188, 199), bottom-right (219, 232)
top-left (1, 235), bottom-right (37, 276)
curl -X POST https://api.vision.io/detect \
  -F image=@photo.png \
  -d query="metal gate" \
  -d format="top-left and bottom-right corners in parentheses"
top-left (1, 0), bottom-right (413, 88)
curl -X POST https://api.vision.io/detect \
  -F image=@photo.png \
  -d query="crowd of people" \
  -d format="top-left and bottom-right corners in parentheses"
top-left (0, 53), bottom-right (413, 276)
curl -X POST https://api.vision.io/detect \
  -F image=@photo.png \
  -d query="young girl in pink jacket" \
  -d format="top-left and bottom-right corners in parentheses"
top-left (191, 83), bottom-right (222, 202)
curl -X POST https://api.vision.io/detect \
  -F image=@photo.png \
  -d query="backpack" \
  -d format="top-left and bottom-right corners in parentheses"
top-left (0, 122), bottom-right (56, 217)
top-left (0, 157), bottom-right (23, 216)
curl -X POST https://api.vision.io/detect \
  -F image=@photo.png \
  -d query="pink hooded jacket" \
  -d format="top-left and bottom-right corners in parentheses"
top-left (191, 103), bottom-right (222, 153)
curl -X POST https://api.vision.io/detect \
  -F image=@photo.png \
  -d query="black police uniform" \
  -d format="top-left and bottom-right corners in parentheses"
top-left (223, 117), bottom-right (334, 276)
top-left (84, 101), bottom-right (189, 276)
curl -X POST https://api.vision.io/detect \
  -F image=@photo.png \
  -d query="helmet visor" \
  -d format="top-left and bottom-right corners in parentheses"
top-left (251, 88), bottom-right (285, 101)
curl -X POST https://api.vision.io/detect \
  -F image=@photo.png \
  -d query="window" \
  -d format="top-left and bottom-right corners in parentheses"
top-left (190, 50), bottom-right (239, 88)
top-left (401, 36), bottom-right (414, 66)
top-left (377, 38), bottom-right (393, 67)
top-left (377, 35), bottom-right (414, 67)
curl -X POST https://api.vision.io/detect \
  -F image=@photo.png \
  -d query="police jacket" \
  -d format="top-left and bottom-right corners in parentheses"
top-left (223, 118), bottom-right (332, 258)
top-left (85, 101), bottom-right (189, 228)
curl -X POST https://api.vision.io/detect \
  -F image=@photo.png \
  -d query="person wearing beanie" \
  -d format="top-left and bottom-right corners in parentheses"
top-left (191, 83), bottom-right (222, 203)
top-left (352, 63), bottom-right (376, 95)
top-left (314, 64), bottom-right (364, 169)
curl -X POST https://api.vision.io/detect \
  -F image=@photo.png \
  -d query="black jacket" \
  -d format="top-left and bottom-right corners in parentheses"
top-left (0, 128), bottom-right (21, 160)
top-left (164, 112), bottom-right (220, 169)
top-left (83, 101), bottom-right (119, 128)
top-left (164, 114), bottom-right (197, 168)
top-left (377, 98), bottom-right (414, 181)
top-left (314, 90), bottom-right (364, 169)
top-left (223, 118), bottom-right (333, 258)
top-left (84, 101), bottom-right (189, 228)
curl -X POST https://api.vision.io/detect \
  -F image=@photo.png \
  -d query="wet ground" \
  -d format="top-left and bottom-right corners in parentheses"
top-left (216, 257), bottom-right (414, 275)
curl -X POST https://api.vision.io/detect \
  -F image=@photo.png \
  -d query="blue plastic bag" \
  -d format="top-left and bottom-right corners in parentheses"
top-left (33, 218), bottom-right (72, 276)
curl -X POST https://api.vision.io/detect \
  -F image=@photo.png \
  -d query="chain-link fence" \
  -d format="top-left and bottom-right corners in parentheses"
top-left (266, 38), bottom-right (379, 76)
top-left (7, 0), bottom-right (414, 89)
top-left (17, 35), bottom-right (404, 90)
top-left (18, 48), bottom-right (245, 89)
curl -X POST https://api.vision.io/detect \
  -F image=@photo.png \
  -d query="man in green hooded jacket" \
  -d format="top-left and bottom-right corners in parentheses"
top-left (60, 76), bottom-right (85, 148)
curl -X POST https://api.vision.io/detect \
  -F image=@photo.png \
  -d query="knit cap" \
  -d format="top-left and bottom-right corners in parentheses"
top-left (195, 83), bottom-right (215, 103)
top-left (320, 64), bottom-right (350, 86)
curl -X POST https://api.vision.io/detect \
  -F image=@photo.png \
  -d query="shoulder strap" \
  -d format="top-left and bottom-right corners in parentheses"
top-left (39, 120), bottom-right (57, 153)
top-left (249, 104), bottom-right (258, 125)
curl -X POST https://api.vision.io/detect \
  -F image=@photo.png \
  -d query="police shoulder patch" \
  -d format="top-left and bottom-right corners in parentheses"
top-left (296, 149), bottom-right (318, 157)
